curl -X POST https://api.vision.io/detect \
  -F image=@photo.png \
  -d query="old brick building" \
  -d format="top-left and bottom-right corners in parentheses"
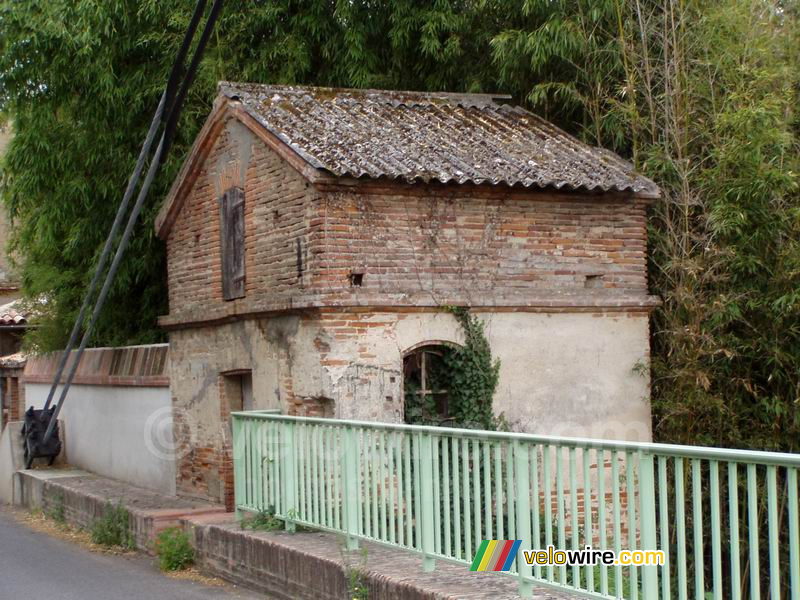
top-left (156, 83), bottom-right (659, 505)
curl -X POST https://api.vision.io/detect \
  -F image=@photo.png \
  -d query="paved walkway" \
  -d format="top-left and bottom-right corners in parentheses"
top-left (0, 506), bottom-right (261, 600)
top-left (17, 468), bottom-right (582, 600)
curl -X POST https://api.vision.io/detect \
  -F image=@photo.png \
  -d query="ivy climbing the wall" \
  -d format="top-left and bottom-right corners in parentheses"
top-left (443, 308), bottom-right (502, 430)
top-left (403, 307), bottom-right (502, 431)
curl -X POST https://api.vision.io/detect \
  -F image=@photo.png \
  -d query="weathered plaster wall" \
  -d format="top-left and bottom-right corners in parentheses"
top-left (25, 384), bottom-right (175, 495)
top-left (168, 309), bottom-right (650, 503)
top-left (23, 345), bottom-right (174, 495)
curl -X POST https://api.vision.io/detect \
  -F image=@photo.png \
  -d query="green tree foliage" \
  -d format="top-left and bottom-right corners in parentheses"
top-left (1, 0), bottom-right (798, 456)
top-left (491, 0), bottom-right (800, 452)
top-left (0, 0), bottom-right (492, 350)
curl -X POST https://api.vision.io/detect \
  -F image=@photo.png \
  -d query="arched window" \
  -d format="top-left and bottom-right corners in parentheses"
top-left (403, 344), bottom-right (455, 425)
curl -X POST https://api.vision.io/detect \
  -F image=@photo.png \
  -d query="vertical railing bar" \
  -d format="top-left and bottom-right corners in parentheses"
top-left (247, 420), bottom-right (254, 510)
top-left (254, 422), bottom-right (262, 511)
top-left (297, 424), bottom-right (306, 520)
top-left (317, 426), bottom-right (325, 526)
top-left (266, 422), bottom-right (274, 510)
top-left (306, 424), bottom-right (314, 523)
top-left (612, 450), bottom-right (622, 595)
top-left (432, 434), bottom-right (442, 555)
top-left (462, 437), bottom-right (472, 560)
top-left (342, 425), bottom-right (358, 548)
top-left (787, 467), bottom-right (799, 600)
top-left (481, 440), bottom-right (490, 540)
top-left (556, 447), bottom-right (567, 586)
top-left (276, 423), bottom-right (282, 513)
top-left (404, 433), bottom-right (413, 546)
top-left (283, 421), bottom-right (297, 532)
top-left (507, 440), bottom-right (516, 548)
top-left (371, 431), bottom-right (380, 541)
top-left (767, 465), bottom-right (780, 600)
top-left (355, 430), bottom-right (364, 536)
top-left (544, 444), bottom-right (554, 583)
top-left (452, 436), bottom-right (462, 560)
top-left (746, 463), bottom-right (761, 600)
top-left (710, 460), bottom-right (722, 600)
top-left (306, 424), bottom-right (314, 522)
top-left (675, 458), bottom-right (688, 600)
top-left (569, 446), bottom-right (580, 590)
top-left (728, 462), bottom-right (741, 600)
top-left (692, 458), bottom-right (705, 600)
top-left (627, 451), bottom-right (639, 600)
top-left (363, 431), bottom-right (373, 538)
top-left (442, 435), bottom-right (451, 556)
top-left (387, 432), bottom-right (396, 545)
top-left (531, 444), bottom-right (541, 582)
top-left (333, 428), bottom-right (341, 530)
top-left (323, 427), bottom-right (332, 528)
top-left (625, 452), bottom-right (641, 600)
top-left (658, 455), bottom-right (672, 600)
top-left (473, 439), bottom-right (481, 553)
top-left (419, 431), bottom-right (436, 571)
top-left (598, 449), bottom-right (608, 596)
top-left (396, 433), bottom-right (406, 547)
top-left (515, 439), bottom-right (533, 598)
top-left (495, 443), bottom-right (504, 541)
top-left (313, 425), bottom-right (321, 525)
top-left (583, 447), bottom-right (595, 594)
top-left (638, 451), bottom-right (658, 600)
top-left (378, 432), bottom-right (387, 540)
top-left (483, 441), bottom-right (492, 540)
top-left (413, 432), bottom-right (423, 550)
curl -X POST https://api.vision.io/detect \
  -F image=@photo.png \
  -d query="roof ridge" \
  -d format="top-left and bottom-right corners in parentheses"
top-left (219, 81), bottom-right (512, 109)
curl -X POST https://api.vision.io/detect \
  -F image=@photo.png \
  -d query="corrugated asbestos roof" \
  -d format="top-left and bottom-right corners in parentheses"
top-left (220, 82), bottom-right (659, 196)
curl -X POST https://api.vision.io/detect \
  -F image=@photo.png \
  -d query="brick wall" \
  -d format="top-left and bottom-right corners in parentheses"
top-left (166, 120), bottom-right (314, 317)
top-left (310, 189), bottom-right (648, 302)
top-left (162, 122), bottom-right (651, 328)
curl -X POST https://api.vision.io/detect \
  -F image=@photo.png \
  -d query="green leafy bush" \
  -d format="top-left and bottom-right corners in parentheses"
top-left (90, 502), bottom-right (134, 549)
top-left (154, 527), bottom-right (194, 571)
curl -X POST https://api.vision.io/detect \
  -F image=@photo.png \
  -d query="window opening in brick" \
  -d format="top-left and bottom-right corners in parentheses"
top-left (403, 345), bottom-right (454, 425)
top-left (348, 272), bottom-right (364, 287)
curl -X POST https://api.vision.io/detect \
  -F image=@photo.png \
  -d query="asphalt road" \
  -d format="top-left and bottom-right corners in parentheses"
top-left (0, 507), bottom-right (262, 600)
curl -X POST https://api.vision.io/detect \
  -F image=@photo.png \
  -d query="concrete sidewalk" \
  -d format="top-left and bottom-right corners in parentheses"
top-left (15, 468), bottom-right (577, 600)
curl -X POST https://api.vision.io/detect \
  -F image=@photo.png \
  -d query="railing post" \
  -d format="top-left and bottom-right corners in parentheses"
top-left (232, 414), bottom-right (244, 520)
top-left (515, 440), bottom-right (533, 598)
top-left (342, 426), bottom-right (360, 550)
top-left (639, 451), bottom-right (659, 600)
top-left (419, 432), bottom-right (436, 572)
top-left (282, 421), bottom-right (297, 532)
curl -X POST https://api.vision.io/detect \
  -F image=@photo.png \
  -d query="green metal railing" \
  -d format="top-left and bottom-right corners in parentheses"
top-left (232, 413), bottom-right (800, 599)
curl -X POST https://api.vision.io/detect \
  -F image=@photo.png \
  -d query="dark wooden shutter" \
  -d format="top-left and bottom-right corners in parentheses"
top-left (220, 187), bottom-right (245, 300)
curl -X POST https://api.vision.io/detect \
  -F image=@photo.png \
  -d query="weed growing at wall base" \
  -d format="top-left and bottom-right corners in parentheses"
top-left (90, 502), bottom-right (134, 549)
top-left (155, 527), bottom-right (194, 571)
